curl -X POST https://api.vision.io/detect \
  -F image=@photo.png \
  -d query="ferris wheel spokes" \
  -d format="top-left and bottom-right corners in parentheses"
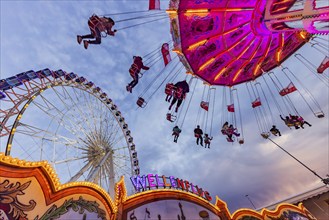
top-left (1, 69), bottom-right (140, 197)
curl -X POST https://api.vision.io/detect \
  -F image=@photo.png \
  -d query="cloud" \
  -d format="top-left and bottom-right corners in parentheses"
top-left (1, 0), bottom-right (328, 214)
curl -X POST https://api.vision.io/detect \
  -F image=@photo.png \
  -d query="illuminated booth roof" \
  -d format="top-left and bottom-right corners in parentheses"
top-left (0, 153), bottom-right (317, 220)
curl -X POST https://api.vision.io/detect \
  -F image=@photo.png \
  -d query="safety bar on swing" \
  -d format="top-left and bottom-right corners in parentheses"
top-left (136, 97), bottom-right (147, 108)
top-left (139, 72), bottom-right (144, 78)
top-left (166, 113), bottom-right (176, 122)
top-left (315, 112), bottom-right (325, 118)
top-left (261, 132), bottom-right (270, 139)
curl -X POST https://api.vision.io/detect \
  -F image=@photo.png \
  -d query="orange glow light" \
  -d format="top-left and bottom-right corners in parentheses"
top-left (276, 34), bottom-right (284, 62)
top-left (272, 6), bottom-right (288, 13)
top-left (236, 38), bottom-right (256, 60)
top-left (299, 31), bottom-right (307, 39)
top-left (232, 68), bottom-right (243, 82)
top-left (214, 67), bottom-right (226, 81)
top-left (172, 49), bottom-right (183, 55)
top-left (188, 39), bottom-right (207, 51)
top-left (212, 8), bottom-right (253, 12)
top-left (273, 0), bottom-right (291, 6)
top-left (276, 51), bottom-right (281, 62)
top-left (253, 64), bottom-right (261, 76)
top-left (166, 9), bottom-right (177, 14)
top-left (198, 58), bottom-right (215, 71)
top-left (185, 9), bottom-right (209, 13)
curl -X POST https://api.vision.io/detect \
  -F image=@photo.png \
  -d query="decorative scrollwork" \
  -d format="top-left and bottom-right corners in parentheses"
top-left (35, 196), bottom-right (106, 220)
top-left (0, 180), bottom-right (36, 220)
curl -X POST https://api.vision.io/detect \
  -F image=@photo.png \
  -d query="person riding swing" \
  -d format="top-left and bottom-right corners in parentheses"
top-left (77, 14), bottom-right (117, 49)
top-left (126, 56), bottom-right (150, 93)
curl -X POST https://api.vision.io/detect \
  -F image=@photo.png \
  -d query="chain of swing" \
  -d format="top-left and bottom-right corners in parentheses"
top-left (95, 9), bottom-right (327, 145)
top-left (99, 10), bottom-right (168, 31)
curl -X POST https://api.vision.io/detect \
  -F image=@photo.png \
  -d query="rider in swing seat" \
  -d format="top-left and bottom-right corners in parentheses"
top-left (126, 56), bottom-right (150, 93)
top-left (172, 125), bottom-right (182, 143)
top-left (77, 15), bottom-right (117, 49)
top-left (168, 80), bottom-right (189, 113)
top-left (204, 134), bottom-right (213, 148)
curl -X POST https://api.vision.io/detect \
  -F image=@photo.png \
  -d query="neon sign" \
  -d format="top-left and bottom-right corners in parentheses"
top-left (130, 174), bottom-right (212, 201)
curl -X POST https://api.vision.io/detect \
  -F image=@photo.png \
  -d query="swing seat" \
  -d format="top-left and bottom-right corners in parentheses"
top-left (200, 101), bottom-right (209, 111)
top-left (75, 77), bottom-right (86, 84)
top-left (221, 129), bottom-right (228, 135)
top-left (194, 134), bottom-right (201, 138)
top-left (93, 87), bottom-right (101, 93)
top-left (261, 132), bottom-right (270, 139)
top-left (286, 122), bottom-right (295, 127)
top-left (166, 113), bottom-right (176, 122)
top-left (315, 112), bottom-right (325, 118)
top-left (291, 121), bottom-right (301, 127)
top-left (226, 137), bottom-right (234, 142)
top-left (165, 83), bottom-right (176, 95)
top-left (136, 97), bottom-right (147, 108)
top-left (85, 81), bottom-right (94, 88)
top-left (100, 92), bottom-right (107, 99)
top-left (238, 138), bottom-right (244, 144)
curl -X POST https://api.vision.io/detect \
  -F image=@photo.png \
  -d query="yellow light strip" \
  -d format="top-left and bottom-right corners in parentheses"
top-left (299, 31), bottom-right (307, 40)
top-left (184, 8), bottom-right (253, 13)
top-left (213, 33), bottom-right (251, 81)
top-left (184, 20), bottom-right (249, 55)
top-left (273, 0), bottom-right (291, 5)
top-left (233, 38), bottom-right (262, 82)
top-left (263, 36), bottom-right (273, 59)
top-left (223, 27), bottom-right (240, 36)
top-left (198, 58), bottom-right (215, 71)
top-left (188, 39), bottom-right (207, 51)
top-left (172, 49), bottom-right (183, 55)
top-left (231, 39), bottom-right (257, 82)
top-left (212, 8), bottom-right (253, 12)
top-left (236, 37), bottom-right (256, 60)
top-left (166, 9), bottom-right (177, 15)
top-left (185, 9), bottom-right (209, 13)
top-left (214, 68), bottom-right (226, 81)
top-left (276, 34), bottom-right (284, 62)
top-left (252, 40), bottom-right (267, 76)
top-left (253, 63), bottom-right (261, 76)
top-left (272, 6), bottom-right (288, 13)
top-left (232, 68), bottom-right (244, 82)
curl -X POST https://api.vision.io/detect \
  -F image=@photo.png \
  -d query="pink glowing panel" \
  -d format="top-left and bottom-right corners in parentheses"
top-left (168, 0), bottom-right (310, 86)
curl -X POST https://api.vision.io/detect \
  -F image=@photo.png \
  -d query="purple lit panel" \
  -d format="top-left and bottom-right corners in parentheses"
top-left (226, 0), bottom-right (258, 8)
top-left (199, 54), bottom-right (232, 80)
top-left (223, 24), bottom-right (252, 49)
top-left (251, 36), bottom-right (271, 60)
top-left (179, 0), bottom-right (227, 10)
top-left (223, 12), bottom-right (253, 33)
top-left (178, 12), bottom-right (222, 49)
top-left (228, 34), bottom-right (255, 58)
top-left (240, 36), bottom-right (263, 60)
top-left (280, 34), bottom-right (305, 59)
top-left (185, 36), bottom-right (225, 71)
top-left (261, 49), bottom-right (278, 71)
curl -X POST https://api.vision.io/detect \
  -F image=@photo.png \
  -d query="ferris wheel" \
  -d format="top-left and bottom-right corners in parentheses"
top-left (0, 69), bottom-right (139, 197)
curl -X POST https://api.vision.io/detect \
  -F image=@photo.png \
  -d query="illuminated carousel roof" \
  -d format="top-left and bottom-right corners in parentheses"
top-left (168, 0), bottom-right (312, 86)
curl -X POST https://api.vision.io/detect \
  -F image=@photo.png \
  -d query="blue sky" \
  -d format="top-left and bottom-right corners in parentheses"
top-left (0, 0), bottom-right (328, 213)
